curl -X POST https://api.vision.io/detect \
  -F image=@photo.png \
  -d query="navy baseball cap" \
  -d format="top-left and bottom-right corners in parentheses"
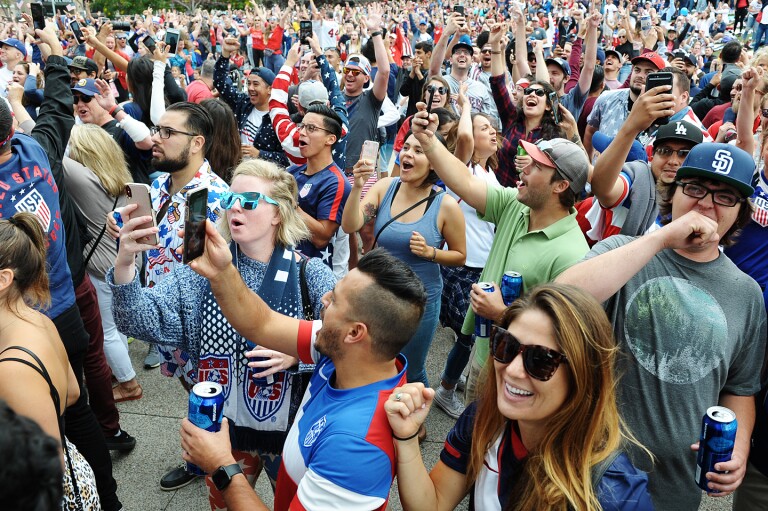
top-left (452, 35), bottom-right (474, 55)
top-left (72, 78), bottom-right (99, 96)
top-left (676, 143), bottom-right (755, 197)
top-left (545, 57), bottom-right (571, 76)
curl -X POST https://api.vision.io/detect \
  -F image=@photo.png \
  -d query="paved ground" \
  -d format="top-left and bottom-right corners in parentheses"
top-left (110, 326), bottom-right (732, 511)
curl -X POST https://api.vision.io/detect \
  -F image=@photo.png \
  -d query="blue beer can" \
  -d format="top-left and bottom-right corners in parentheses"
top-left (501, 271), bottom-right (523, 306)
top-left (474, 282), bottom-right (495, 337)
top-left (695, 406), bottom-right (737, 492)
top-left (187, 381), bottom-right (225, 475)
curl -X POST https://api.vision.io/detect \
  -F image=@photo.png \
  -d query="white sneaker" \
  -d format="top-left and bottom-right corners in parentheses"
top-left (456, 373), bottom-right (467, 393)
top-left (433, 386), bottom-right (465, 420)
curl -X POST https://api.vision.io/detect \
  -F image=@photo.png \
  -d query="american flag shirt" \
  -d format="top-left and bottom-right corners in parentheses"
top-left (145, 161), bottom-right (228, 289)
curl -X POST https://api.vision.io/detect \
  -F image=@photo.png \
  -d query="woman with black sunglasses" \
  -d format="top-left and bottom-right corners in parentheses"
top-left (487, 22), bottom-right (568, 188)
top-left (384, 284), bottom-right (654, 511)
top-left (108, 159), bottom-right (336, 506)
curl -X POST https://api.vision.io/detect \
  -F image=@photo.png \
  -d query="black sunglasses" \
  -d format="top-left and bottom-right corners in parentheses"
top-left (428, 85), bottom-right (448, 94)
top-left (72, 94), bottom-right (94, 104)
top-left (490, 325), bottom-right (568, 381)
top-left (523, 87), bottom-right (546, 97)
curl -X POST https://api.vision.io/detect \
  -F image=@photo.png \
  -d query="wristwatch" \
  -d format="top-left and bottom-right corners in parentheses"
top-left (212, 463), bottom-right (243, 491)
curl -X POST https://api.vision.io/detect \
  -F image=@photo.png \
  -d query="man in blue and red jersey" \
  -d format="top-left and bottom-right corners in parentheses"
top-left (180, 247), bottom-right (426, 511)
top-left (287, 104), bottom-right (350, 270)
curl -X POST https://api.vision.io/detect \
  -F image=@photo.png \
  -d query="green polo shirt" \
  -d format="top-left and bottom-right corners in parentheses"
top-left (461, 184), bottom-right (590, 364)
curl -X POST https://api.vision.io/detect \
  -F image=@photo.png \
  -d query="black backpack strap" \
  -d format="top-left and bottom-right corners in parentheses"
top-left (83, 194), bottom-right (120, 270)
top-left (299, 254), bottom-right (313, 321)
top-left (591, 450), bottom-right (622, 490)
top-left (373, 186), bottom-right (444, 247)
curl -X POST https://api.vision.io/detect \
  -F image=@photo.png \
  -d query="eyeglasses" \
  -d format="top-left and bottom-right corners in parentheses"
top-left (675, 180), bottom-right (745, 207)
top-left (297, 123), bottom-right (332, 134)
top-left (72, 94), bottom-right (93, 104)
top-left (490, 325), bottom-right (568, 381)
top-left (480, 49), bottom-right (492, 54)
top-left (523, 87), bottom-right (546, 97)
top-left (150, 126), bottom-right (200, 139)
top-left (343, 67), bottom-right (363, 76)
top-left (733, 83), bottom-right (743, 92)
top-left (428, 85), bottom-right (448, 94)
top-left (654, 146), bottom-right (691, 158)
top-left (220, 191), bottom-right (279, 210)
top-left (761, 108), bottom-right (768, 118)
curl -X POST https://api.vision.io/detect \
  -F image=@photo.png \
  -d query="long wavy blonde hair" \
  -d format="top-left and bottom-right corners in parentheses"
top-left (468, 284), bottom-right (651, 511)
top-left (218, 159), bottom-right (310, 248)
top-left (68, 124), bottom-right (131, 197)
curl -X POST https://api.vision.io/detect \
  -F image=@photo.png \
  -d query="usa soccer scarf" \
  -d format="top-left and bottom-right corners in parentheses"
top-left (198, 243), bottom-right (307, 452)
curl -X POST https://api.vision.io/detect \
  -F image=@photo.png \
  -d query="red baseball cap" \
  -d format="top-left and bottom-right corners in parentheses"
top-left (631, 51), bottom-right (665, 70)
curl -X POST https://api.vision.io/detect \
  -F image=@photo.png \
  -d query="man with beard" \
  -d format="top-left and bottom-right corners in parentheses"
top-left (72, 78), bottom-right (155, 184)
top-left (139, 102), bottom-right (229, 491)
top-left (584, 51), bottom-right (664, 158)
top-left (407, 106), bottom-right (590, 402)
top-left (180, 248), bottom-right (426, 511)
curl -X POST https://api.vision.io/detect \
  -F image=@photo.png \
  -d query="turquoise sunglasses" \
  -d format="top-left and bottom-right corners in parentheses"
top-left (220, 191), bottom-right (279, 210)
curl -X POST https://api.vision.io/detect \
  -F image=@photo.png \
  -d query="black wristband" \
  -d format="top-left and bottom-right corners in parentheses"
top-left (393, 430), bottom-right (420, 442)
top-left (370, 31), bottom-right (383, 38)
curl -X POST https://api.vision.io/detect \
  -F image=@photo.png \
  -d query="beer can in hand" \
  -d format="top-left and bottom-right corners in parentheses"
top-left (695, 406), bottom-right (737, 492)
top-left (501, 271), bottom-right (523, 306)
top-left (474, 282), bottom-right (495, 337)
top-left (187, 381), bottom-right (225, 475)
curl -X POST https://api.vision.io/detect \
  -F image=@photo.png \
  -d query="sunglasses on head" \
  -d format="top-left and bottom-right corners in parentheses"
top-left (220, 191), bottom-right (279, 210)
top-left (72, 94), bottom-right (94, 104)
top-left (523, 87), bottom-right (546, 97)
top-left (490, 325), bottom-right (568, 381)
top-left (343, 67), bottom-right (363, 76)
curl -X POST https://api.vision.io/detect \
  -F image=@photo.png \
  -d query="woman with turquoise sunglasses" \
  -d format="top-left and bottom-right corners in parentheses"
top-left (108, 159), bottom-right (336, 507)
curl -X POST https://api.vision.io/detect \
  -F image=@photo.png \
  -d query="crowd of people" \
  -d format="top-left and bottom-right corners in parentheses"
top-left (0, 0), bottom-right (766, 509)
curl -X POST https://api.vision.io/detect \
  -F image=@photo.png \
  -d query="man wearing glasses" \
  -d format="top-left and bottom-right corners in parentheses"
top-left (115, 102), bottom-right (229, 491)
top-left (287, 104), bottom-right (350, 271)
top-left (558, 143), bottom-right (766, 510)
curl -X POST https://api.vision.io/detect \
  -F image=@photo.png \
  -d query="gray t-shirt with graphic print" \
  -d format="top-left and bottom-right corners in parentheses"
top-left (585, 235), bottom-right (766, 511)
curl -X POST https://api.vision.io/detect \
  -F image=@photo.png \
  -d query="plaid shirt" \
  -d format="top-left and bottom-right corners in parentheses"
top-left (490, 75), bottom-right (543, 188)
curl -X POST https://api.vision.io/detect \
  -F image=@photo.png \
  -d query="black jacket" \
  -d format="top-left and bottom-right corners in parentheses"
top-left (31, 55), bottom-right (84, 285)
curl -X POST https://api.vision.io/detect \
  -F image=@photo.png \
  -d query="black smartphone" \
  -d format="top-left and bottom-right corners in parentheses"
top-left (426, 85), bottom-right (437, 114)
top-left (128, 32), bottom-right (140, 53)
top-left (183, 187), bottom-right (208, 264)
top-left (549, 92), bottom-right (560, 124)
top-left (300, 20), bottom-right (313, 45)
top-left (112, 21), bottom-right (131, 31)
top-left (645, 71), bottom-right (674, 125)
top-left (69, 20), bottom-right (85, 45)
top-left (141, 35), bottom-right (156, 54)
top-left (30, 2), bottom-right (45, 31)
top-left (453, 4), bottom-right (465, 15)
top-left (165, 27), bottom-right (180, 51)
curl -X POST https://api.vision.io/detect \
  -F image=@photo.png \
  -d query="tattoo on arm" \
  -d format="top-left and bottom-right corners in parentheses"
top-left (362, 202), bottom-right (378, 225)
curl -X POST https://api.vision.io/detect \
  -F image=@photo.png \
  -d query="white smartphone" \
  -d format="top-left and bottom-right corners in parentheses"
top-left (361, 140), bottom-right (379, 169)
